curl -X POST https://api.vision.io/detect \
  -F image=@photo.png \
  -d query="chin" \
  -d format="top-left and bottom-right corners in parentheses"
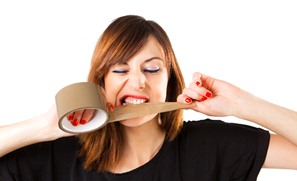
top-left (119, 114), bottom-right (158, 128)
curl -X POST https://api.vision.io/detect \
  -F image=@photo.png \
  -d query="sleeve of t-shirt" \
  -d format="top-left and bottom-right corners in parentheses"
top-left (0, 136), bottom-right (80, 180)
top-left (0, 151), bottom-right (17, 181)
top-left (181, 119), bottom-right (270, 180)
top-left (0, 140), bottom-right (54, 180)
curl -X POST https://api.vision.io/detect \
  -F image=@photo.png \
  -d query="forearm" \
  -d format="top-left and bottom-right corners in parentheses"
top-left (0, 107), bottom-right (69, 157)
top-left (0, 114), bottom-right (58, 157)
top-left (236, 91), bottom-right (297, 146)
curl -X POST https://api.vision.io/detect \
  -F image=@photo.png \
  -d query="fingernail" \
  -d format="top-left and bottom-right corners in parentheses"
top-left (185, 97), bottom-right (192, 103)
top-left (205, 91), bottom-right (212, 98)
top-left (196, 81), bottom-right (201, 86)
top-left (80, 119), bottom-right (87, 125)
top-left (201, 96), bottom-right (207, 101)
top-left (68, 115), bottom-right (73, 121)
top-left (72, 119), bottom-right (79, 126)
top-left (109, 103), bottom-right (114, 111)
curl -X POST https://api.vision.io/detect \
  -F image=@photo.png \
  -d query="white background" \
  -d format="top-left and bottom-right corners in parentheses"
top-left (0, 0), bottom-right (296, 179)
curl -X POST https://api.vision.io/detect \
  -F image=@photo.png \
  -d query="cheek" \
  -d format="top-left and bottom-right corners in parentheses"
top-left (104, 75), bottom-right (122, 104)
top-left (159, 81), bottom-right (169, 101)
top-left (149, 74), bottom-right (168, 101)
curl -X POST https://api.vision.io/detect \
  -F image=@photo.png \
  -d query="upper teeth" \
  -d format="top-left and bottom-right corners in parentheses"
top-left (123, 97), bottom-right (147, 105)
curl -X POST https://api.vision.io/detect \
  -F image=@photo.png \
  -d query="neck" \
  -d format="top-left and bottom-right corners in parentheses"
top-left (114, 117), bottom-right (165, 173)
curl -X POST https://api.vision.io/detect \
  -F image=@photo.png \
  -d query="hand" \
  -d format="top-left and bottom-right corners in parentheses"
top-left (66, 102), bottom-right (114, 126)
top-left (36, 104), bottom-right (74, 140)
top-left (177, 72), bottom-right (244, 117)
top-left (66, 109), bottom-right (96, 126)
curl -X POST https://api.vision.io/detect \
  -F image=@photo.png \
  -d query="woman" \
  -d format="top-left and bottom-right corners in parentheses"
top-left (0, 15), bottom-right (297, 180)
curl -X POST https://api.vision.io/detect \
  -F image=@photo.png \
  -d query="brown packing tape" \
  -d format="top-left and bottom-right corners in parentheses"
top-left (55, 82), bottom-right (195, 134)
top-left (55, 82), bottom-right (109, 134)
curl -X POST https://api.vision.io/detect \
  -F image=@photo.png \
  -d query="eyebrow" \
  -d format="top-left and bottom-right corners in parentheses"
top-left (144, 57), bottom-right (163, 63)
top-left (121, 57), bottom-right (164, 65)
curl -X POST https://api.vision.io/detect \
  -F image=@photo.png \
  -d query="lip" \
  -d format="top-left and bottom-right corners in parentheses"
top-left (119, 94), bottom-right (149, 106)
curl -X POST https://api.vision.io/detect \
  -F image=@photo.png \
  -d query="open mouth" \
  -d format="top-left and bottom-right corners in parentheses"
top-left (120, 97), bottom-right (149, 105)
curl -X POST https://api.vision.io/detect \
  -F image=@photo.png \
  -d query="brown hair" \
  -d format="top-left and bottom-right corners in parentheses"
top-left (79, 15), bottom-right (185, 172)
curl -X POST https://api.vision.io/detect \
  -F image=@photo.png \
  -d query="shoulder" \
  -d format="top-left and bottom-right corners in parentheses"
top-left (181, 118), bottom-right (269, 137)
top-left (178, 119), bottom-right (270, 149)
top-left (0, 136), bottom-right (80, 171)
top-left (171, 119), bottom-right (270, 180)
top-left (17, 136), bottom-right (79, 157)
top-left (1, 136), bottom-right (80, 162)
top-left (0, 136), bottom-right (81, 179)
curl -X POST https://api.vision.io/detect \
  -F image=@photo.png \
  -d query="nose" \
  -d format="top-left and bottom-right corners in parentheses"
top-left (127, 70), bottom-right (146, 90)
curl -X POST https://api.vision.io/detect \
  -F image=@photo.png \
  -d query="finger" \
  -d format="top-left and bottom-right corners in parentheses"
top-left (177, 94), bottom-right (192, 104)
top-left (72, 109), bottom-right (84, 126)
top-left (192, 72), bottom-right (216, 91)
top-left (192, 72), bottom-right (203, 86)
top-left (106, 102), bottom-right (114, 112)
top-left (192, 72), bottom-right (202, 82)
top-left (182, 88), bottom-right (208, 101)
top-left (188, 82), bottom-right (213, 98)
top-left (80, 109), bottom-right (95, 125)
top-left (67, 112), bottom-right (74, 121)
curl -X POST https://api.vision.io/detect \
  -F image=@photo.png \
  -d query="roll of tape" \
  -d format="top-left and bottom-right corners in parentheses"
top-left (55, 82), bottom-right (109, 134)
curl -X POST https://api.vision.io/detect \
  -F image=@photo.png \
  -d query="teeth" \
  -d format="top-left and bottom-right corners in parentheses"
top-left (123, 97), bottom-right (147, 105)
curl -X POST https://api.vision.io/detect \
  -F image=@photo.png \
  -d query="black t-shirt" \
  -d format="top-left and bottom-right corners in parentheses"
top-left (0, 119), bottom-right (270, 181)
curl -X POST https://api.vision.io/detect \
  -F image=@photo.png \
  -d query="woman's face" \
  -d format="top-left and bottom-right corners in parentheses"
top-left (104, 36), bottom-right (169, 127)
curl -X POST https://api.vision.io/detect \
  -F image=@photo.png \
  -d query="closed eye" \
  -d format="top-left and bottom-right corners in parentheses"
top-left (143, 67), bottom-right (160, 73)
top-left (112, 69), bottom-right (128, 74)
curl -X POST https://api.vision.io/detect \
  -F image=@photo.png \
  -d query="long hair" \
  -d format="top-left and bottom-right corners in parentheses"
top-left (79, 15), bottom-right (185, 172)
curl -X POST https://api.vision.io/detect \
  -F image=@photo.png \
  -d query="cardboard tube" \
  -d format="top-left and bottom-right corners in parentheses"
top-left (55, 82), bottom-right (109, 133)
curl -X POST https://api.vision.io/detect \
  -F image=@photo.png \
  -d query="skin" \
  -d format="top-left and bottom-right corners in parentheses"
top-left (103, 36), bottom-right (168, 172)
top-left (104, 36), bottom-right (168, 127)
top-left (0, 35), bottom-right (297, 174)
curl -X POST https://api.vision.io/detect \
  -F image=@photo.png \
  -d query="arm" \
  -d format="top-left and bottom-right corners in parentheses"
top-left (0, 105), bottom-right (72, 157)
top-left (235, 89), bottom-right (297, 169)
top-left (177, 72), bottom-right (297, 169)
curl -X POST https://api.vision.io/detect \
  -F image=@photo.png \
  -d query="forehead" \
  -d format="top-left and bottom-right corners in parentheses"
top-left (127, 36), bottom-right (165, 62)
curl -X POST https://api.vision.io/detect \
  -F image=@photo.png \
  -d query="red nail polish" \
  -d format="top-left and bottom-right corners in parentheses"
top-left (196, 81), bottom-right (200, 86)
top-left (185, 97), bottom-right (192, 103)
top-left (205, 92), bottom-right (212, 98)
top-left (80, 119), bottom-right (87, 125)
top-left (72, 119), bottom-right (79, 126)
top-left (201, 96), bottom-right (207, 101)
top-left (109, 104), bottom-right (114, 111)
top-left (68, 115), bottom-right (73, 121)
